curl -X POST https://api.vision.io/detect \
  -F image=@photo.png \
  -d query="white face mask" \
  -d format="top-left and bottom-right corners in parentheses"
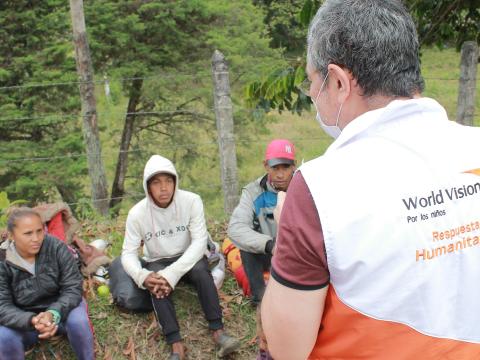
top-left (313, 72), bottom-right (343, 139)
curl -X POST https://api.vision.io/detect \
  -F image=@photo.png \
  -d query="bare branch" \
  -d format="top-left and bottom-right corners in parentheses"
top-left (231, 71), bottom-right (246, 86)
top-left (143, 128), bottom-right (172, 136)
top-left (176, 97), bottom-right (202, 109)
top-left (131, 110), bottom-right (212, 120)
top-left (420, 0), bottom-right (461, 46)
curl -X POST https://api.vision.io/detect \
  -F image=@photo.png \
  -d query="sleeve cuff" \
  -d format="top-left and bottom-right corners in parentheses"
top-left (271, 267), bottom-right (329, 291)
top-left (47, 309), bottom-right (61, 324)
top-left (24, 312), bottom-right (37, 330)
top-left (265, 240), bottom-right (274, 254)
top-left (136, 269), bottom-right (153, 290)
top-left (157, 268), bottom-right (179, 290)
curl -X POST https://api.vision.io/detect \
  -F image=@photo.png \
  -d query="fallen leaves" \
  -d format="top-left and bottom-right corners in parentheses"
top-left (123, 336), bottom-right (136, 360)
top-left (102, 347), bottom-right (113, 360)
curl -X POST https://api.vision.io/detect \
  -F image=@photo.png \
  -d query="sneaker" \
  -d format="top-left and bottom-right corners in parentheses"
top-left (216, 333), bottom-right (241, 357)
top-left (167, 353), bottom-right (181, 360)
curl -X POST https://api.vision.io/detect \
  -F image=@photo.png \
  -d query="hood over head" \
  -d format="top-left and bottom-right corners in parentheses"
top-left (143, 155), bottom-right (178, 202)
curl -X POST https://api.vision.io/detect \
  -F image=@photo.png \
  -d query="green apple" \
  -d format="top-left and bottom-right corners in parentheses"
top-left (97, 284), bottom-right (110, 298)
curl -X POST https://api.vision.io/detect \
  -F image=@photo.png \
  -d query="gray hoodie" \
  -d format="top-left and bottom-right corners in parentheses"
top-left (121, 155), bottom-right (208, 289)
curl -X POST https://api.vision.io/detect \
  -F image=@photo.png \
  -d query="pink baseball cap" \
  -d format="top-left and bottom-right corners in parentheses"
top-left (265, 139), bottom-right (296, 167)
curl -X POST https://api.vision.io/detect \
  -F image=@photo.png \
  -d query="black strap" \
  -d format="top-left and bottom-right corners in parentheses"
top-left (0, 248), bottom-right (6, 262)
top-left (259, 174), bottom-right (269, 191)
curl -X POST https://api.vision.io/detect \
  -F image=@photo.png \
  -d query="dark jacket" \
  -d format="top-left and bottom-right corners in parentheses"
top-left (0, 235), bottom-right (83, 330)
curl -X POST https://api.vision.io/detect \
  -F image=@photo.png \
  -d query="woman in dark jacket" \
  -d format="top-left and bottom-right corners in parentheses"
top-left (0, 207), bottom-right (94, 360)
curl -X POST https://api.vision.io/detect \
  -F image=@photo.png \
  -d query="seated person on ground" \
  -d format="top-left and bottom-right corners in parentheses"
top-left (227, 139), bottom-right (296, 305)
top-left (121, 155), bottom-right (240, 360)
top-left (0, 207), bottom-right (94, 360)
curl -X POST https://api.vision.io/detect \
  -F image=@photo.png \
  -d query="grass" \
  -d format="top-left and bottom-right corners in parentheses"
top-left (26, 220), bottom-right (258, 360)
top-left (26, 46), bottom-right (479, 359)
top-left (421, 46), bottom-right (480, 126)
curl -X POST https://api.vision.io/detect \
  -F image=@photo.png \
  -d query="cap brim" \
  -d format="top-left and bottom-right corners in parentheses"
top-left (267, 158), bottom-right (295, 167)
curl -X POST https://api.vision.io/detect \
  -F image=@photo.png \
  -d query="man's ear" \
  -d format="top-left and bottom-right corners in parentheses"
top-left (263, 160), bottom-right (270, 172)
top-left (328, 64), bottom-right (352, 104)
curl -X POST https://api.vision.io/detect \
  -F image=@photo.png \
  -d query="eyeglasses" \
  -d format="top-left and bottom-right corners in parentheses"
top-left (297, 77), bottom-right (312, 97)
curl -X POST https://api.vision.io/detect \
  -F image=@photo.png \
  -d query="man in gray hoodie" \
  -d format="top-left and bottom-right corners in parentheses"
top-left (122, 155), bottom-right (239, 360)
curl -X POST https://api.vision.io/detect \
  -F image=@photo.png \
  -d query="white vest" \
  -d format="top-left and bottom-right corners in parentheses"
top-left (302, 98), bottom-right (480, 343)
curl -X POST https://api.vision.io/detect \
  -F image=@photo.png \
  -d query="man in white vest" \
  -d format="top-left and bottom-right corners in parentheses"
top-left (261, 1), bottom-right (480, 359)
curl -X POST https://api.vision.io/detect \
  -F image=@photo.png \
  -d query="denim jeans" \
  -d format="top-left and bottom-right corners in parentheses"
top-left (0, 299), bottom-right (94, 360)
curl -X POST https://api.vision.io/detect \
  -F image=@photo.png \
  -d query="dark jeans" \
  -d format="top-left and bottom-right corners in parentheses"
top-left (240, 250), bottom-right (272, 305)
top-left (146, 257), bottom-right (223, 344)
top-left (0, 299), bottom-right (94, 360)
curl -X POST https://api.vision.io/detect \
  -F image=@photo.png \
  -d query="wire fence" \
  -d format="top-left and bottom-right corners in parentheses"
top-left (1, 68), bottom-right (478, 216)
top-left (0, 136), bottom-right (334, 164)
top-left (0, 73), bottom-right (213, 91)
top-left (0, 73), bottom-right (466, 92)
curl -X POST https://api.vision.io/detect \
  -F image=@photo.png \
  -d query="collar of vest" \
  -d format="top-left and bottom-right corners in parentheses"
top-left (328, 97), bottom-right (447, 154)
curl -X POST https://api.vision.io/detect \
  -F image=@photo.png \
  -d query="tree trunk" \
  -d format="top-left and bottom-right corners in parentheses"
top-left (109, 78), bottom-right (144, 213)
top-left (211, 50), bottom-right (239, 216)
top-left (456, 41), bottom-right (478, 126)
top-left (56, 185), bottom-right (78, 215)
top-left (69, 0), bottom-right (109, 216)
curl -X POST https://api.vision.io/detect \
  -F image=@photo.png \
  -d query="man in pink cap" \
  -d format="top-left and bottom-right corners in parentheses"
top-left (227, 139), bottom-right (296, 305)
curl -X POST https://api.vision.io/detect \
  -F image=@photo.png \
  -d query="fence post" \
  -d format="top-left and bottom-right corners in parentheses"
top-left (69, 0), bottom-right (109, 215)
top-left (456, 41), bottom-right (479, 126)
top-left (211, 50), bottom-right (239, 215)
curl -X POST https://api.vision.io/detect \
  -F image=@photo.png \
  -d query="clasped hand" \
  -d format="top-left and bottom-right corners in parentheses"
top-left (31, 312), bottom-right (58, 339)
top-left (144, 273), bottom-right (172, 299)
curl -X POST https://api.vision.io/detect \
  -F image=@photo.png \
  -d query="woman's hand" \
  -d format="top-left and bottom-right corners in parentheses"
top-left (31, 312), bottom-right (58, 339)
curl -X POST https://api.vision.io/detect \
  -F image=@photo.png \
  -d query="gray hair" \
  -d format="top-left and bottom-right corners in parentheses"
top-left (307, 0), bottom-right (424, 97)
top-left (6, 207), bottom-right (42, 232)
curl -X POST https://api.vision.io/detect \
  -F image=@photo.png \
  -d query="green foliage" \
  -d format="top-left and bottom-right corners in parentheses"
top-left (253, 0), bottom-right (309, 54)
top-left (85, 0), bottom-right (215, 76)
top-left (245, 0), bottom-right (321, 115)
top-left (0, 0), bottom-right (285, 214)
top-left (204, 0), bottom-right (285, 80)
top-left (245, 64), bottom-right (311, 114)
top-left (406, 0), bottom-right (480, 48)
top-left (298, 0), bottom-right (322, 27)
top-left (0, 192), bottom-right (27, 228)
top-left (246, 0), bottom-right (480, 115)
top-left (0, 1), bottom-right (78, 120)
top-left (82, 0), bottom-right (286, 213)
top-left (0, 129), bottom-right (87, 207)
top-left (0, 1), bottom-right (86, 207)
